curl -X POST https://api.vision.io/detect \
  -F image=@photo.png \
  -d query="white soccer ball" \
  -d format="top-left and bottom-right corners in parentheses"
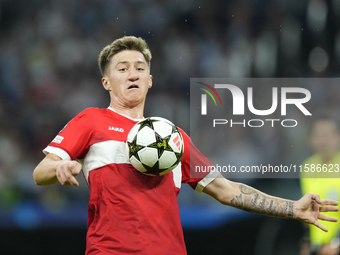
top-left (126, 117), bottom-right (184, 176)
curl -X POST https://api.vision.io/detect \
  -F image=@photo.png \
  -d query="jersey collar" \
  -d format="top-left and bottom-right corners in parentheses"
top-left (108, 106), bottom-right (145, 122)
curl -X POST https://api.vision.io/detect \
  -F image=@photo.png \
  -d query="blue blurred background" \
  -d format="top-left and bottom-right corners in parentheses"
top-left (0, 0), bottom-right (340, 254)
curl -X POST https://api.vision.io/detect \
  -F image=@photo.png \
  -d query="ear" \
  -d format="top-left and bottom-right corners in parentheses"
top-left (148, 75), bottom-right (153, 88)
top-left (102, 77), bottom-right (111, 91)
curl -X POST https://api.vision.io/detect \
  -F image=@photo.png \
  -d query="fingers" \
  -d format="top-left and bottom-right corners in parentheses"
top-left (56, 168), bottom-right (79, 186)
top-left (308, 193), bottom-right (321, 203)
top-left (66, 176), bottom-right (80, 187)
top-left (313, 220), bottom-right (328, 232)
top-left (69, 161), bottom-right (82, 176)
top-left (320, 206), bottom-right (339, 212)
top-left (56, 161), bottom-right (82, 187)
top-left (319, 199), bottom-right (339, 206)
top-left (308, 193), bottom-right (339, 206)
top-left (318, 213), bottom-right (338, 222)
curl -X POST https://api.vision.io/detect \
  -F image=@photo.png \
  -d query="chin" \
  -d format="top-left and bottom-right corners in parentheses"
top-left (125, 98), bottom-right (145, 107)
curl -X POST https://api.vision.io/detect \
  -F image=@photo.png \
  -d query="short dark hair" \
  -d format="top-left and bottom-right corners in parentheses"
top-left (98, 36), bottom-right (152, 76)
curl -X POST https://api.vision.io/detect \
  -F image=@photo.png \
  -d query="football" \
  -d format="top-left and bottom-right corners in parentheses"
top-left (126, 117), bottom-right (184, 176)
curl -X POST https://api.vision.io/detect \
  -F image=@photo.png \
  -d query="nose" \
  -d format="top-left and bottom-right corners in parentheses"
top-left (128, 67), bottom-right (139, 81)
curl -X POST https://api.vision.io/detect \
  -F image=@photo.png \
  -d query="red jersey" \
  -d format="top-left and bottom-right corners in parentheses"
top-left (44, 107), bottom-right (217, 255)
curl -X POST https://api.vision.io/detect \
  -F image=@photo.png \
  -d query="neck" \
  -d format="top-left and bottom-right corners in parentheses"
top-left (320, 152), bottom-right (337, 164)
top-left (109, 101), bottom-right (144, 119)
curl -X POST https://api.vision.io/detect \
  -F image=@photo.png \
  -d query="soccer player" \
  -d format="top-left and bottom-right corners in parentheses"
top-left (33, 36), bottom-right (339, 255)
top-left (300, 117), bottom-right (340, 255)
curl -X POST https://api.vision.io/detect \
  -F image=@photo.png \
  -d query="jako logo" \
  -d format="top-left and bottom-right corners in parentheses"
top-left (197, 82), bottom-right (222, 115)
top-left (108, 126), bottom-right (124, 132)
top-left (200, 84), bottom-right (311, 116)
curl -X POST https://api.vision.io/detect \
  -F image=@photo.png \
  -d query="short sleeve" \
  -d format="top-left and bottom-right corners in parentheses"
top-left (179, 128), bottom-right (219, 193)
top-left (43, 108), bottom-right (94, 160)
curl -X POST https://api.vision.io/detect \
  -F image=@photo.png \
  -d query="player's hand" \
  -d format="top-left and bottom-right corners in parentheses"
top-left (294, 193), bottom-right (339, 232)
top-left (55, 160), bottom-right (82, 186)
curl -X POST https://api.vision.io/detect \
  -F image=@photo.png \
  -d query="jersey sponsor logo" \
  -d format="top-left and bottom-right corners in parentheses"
top-left (108, 126), bottom-right (124, 132)
top-left (52, 135), bottom-right (64, 144)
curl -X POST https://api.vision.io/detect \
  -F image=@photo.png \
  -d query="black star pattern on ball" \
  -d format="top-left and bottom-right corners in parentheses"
top-left (142, 161), bottom-right (161, 176)
top-left (127, 135), bottom-right (144, 161)
top-left (149, 132), bottom-right (173, 158)
top-left (174, 152), bottom-right (182, 162)
top-left (138, 117), bottom-right (159, 131)
top-left (171, 124), bottom-right (179, 134)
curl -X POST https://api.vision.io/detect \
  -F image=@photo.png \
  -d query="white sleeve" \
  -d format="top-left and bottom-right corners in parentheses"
top-left (43, 146), bottom-right (71, 161)
top-left (195, 170), bottom-right (220, 193)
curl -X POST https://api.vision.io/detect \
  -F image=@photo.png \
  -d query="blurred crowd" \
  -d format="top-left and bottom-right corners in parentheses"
top-left (0, 0), bottom-right (340, 228)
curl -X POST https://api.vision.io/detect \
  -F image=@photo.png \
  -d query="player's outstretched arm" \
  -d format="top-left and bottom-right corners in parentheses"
top-left (33, 153), bottom-right (82, 187)
top-left (203, 174), bottom-right (339, 232)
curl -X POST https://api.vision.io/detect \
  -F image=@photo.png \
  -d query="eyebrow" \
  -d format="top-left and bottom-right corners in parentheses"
top-left (115, 61), bottom-right (147, 67)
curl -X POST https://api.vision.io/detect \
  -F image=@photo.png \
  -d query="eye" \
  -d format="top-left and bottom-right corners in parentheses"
top-left (137, 68), bottom-right (145, 71)
top-left (119, 68), bottom-right (127, 72)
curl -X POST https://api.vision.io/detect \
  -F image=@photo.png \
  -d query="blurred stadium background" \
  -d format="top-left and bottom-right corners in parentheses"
top-left (0, 0), bottom-right (340, 254)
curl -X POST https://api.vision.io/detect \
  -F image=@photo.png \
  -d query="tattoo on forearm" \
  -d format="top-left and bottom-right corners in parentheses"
top-left (252, 194), bottom-right (259, 206)
top-left (240, 185), bottom-right (255, 195)
top-left (259, 198), bottom-right (267, 210)
top-left (231, 184), bottom-right (295, 218)
top-left (287, 201), bottom-right (294, 217)
top-left (269, 200), bottom-right (273, 211)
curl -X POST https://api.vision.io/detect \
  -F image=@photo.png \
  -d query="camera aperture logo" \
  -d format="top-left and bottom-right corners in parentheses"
top-left (197, 83), bottom-right (312, 128)
top-left (196, 82), bottom-right (222, 115)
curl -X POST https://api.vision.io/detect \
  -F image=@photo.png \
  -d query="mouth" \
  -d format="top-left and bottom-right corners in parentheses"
top-left (128, 84), bottom-right (139, 90)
